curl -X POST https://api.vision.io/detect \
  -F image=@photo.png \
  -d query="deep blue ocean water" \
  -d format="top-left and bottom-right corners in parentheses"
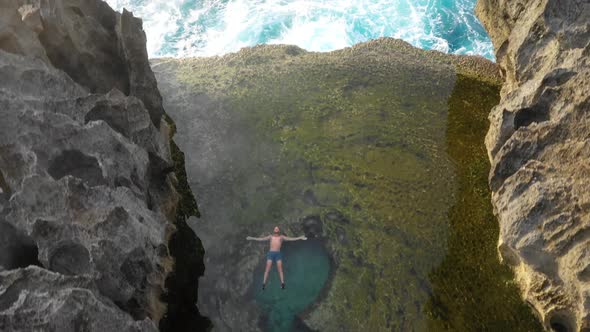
top-left (106, 0), bottom-right (494, 60)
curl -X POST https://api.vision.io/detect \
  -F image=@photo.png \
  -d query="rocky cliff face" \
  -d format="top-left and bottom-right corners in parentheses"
top-left (476, 0), bottom-right (590, 331)
top-left (0, 1), bottom-right (208, 331)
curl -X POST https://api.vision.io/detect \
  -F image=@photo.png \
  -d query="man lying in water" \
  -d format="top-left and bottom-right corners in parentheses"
top-left (246, 226), bottom-right (307, 289)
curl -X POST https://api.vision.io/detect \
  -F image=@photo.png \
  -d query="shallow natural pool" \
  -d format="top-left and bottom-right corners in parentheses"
top-left (253, 240), bottom-right (331, 331)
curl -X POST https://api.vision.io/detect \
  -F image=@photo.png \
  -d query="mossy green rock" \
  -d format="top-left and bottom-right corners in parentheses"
top-left (152, 38), bottom-right (541, 331)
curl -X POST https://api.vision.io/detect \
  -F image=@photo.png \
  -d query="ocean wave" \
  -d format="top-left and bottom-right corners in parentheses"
top-left (106, 0), bottom-right (495, 60)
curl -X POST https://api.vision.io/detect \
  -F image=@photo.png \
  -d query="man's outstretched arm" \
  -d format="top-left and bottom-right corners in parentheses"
top-left (282, 235), bottom-right (307, 241)
top-left (246, 235), bottom-right (271, 241)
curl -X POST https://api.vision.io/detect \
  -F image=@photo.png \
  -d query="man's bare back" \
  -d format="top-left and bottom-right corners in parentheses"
top-left (246, 226), bottom-right (307, 289)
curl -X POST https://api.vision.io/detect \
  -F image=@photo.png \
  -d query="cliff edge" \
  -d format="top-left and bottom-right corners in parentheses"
top-left (476, 0), bottom-right (590, 331)
top-left (0, 1), bottom-right (209, 331)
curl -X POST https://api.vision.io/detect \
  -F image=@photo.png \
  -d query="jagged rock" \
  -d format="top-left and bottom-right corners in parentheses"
top-left (0, 266), bottom-right (157, 332)
top-left (0, 45), bottom-right (171, 325)
top-left (301, 215), bottom-right (323, 238)
top-left (0, 1), bottom-right (208, 331)
top-left (9, 0), bottom-right (165, 127)
top-left (17, 4), bottom-right (42, 33)
top-left (0, 1), bottom-right (48, 62)
top-left (476, 0), bottom-right (590, 330)
top-left (116, 9), bottom-right (166, 127)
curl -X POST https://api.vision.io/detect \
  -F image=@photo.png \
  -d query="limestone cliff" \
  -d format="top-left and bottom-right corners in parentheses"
top-left (476, 0), bottom-right (590, 331)
top-left (0, 1), bottom-right (209, 331)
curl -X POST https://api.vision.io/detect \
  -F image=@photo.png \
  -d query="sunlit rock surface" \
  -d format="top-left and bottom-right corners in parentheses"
top-left (477, 0), bottom-right (590, 330)
top-left (0, 1), bottom-right (208, 331)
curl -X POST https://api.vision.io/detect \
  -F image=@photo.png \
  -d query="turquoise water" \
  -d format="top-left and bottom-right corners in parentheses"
top-left (253, 240), bottom-right (331, 331)
top-left (106, 0), bottom-right (494, 60)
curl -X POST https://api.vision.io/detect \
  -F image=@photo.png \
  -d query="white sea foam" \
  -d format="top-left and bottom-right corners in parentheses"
top-left (105, 0), bottom-right (495, 60)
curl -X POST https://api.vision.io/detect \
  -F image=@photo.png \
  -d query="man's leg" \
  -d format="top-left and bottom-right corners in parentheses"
top-left (263, 259), bottom-right (273, 289)
top-left (277, 260), bottom-right (285, 289)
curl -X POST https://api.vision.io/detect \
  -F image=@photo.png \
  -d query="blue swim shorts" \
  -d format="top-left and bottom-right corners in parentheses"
top-left (267, 251), bottom-right (282, 262)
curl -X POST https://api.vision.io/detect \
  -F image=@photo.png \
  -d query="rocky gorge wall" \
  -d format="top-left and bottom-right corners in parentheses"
top-left (0, 1), bottom-right (209, 331)
top-left (476, 0), bottom-right (590, 331)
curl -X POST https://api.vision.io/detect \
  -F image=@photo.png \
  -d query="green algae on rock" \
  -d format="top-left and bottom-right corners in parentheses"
top-left (152, 37), bottom-right (537, 331)
top-left (159, 116), bottom-right (212, 331)
top-left (424, 74), bottom-right (542, 331)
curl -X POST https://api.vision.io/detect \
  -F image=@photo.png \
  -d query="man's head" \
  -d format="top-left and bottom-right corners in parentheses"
top-left (273, 226), bottom-right (280, 234)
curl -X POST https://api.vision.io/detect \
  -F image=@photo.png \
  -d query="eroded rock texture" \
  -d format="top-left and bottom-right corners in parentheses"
top-left (0, 1), bottom-right (207, 331)
top-left (476, 0), bottom-right (590, 330)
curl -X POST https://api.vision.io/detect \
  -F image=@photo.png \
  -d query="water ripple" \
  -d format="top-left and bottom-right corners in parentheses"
top-left (106, 0), bottom-right (494, 62)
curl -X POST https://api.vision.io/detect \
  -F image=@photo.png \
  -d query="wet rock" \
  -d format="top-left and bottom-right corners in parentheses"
top-left (301, 215), bottom-right (323, 238)
top-left (477, 0), bottom-right (590, 330)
